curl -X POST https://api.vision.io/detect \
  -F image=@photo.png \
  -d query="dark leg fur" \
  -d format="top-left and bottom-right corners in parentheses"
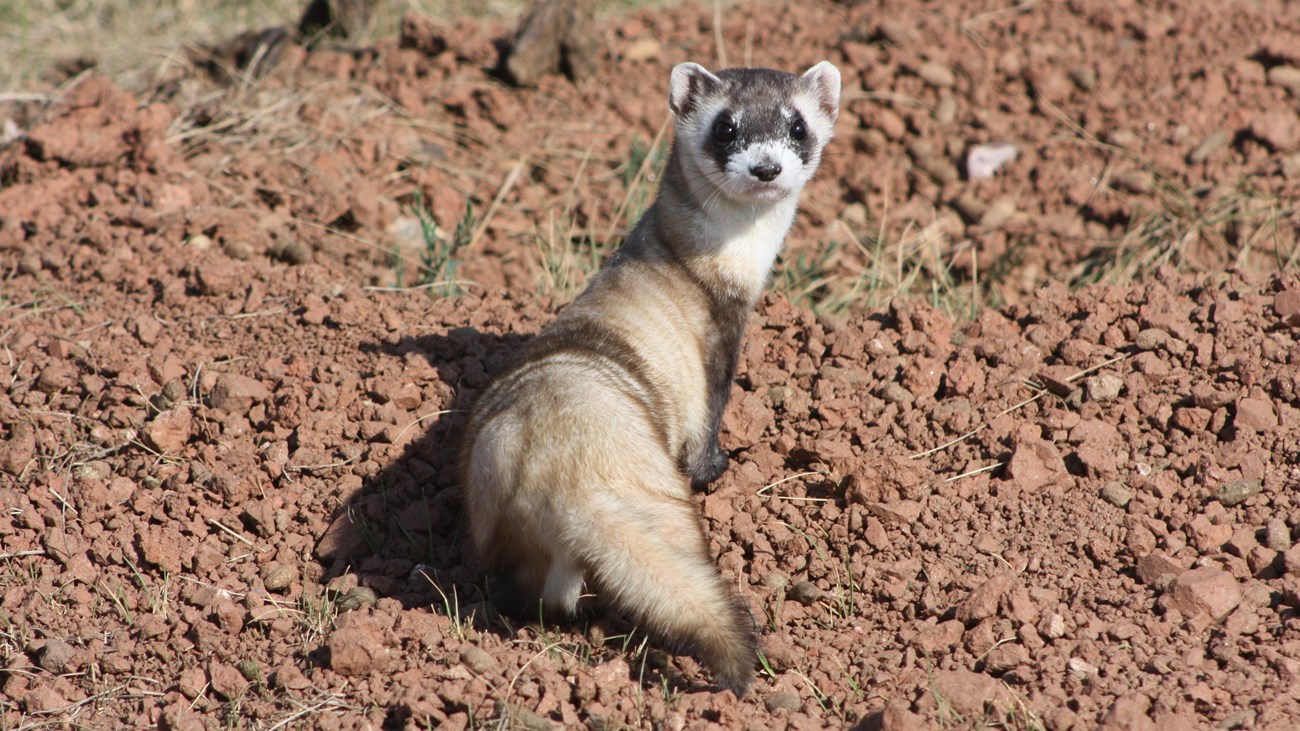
top-left (687, 441), bottom-right (730, 490)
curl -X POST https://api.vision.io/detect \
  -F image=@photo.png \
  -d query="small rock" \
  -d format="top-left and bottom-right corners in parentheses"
top-left (270, 240), bottom-right (313, 265)
top-left (1187, 515), bottom-right (1233, 552)
top-left (1042, 612), bottom-right (1067, 639)
top-left (1235, 398), bottom-right (1278, 432)
top-left (1004, 436), bottom-right (1068, 491)
top-left (1136, 552), bottom-right (1184, 591)
top-left (955, 574), bottom-right (1012, 624)
top-left (1264, 519), bottom-right (1291, 552)
top-left (223, 239), bottom-right (254, 260)
top-left (208, 373), bottom-right (271, 413)
top-left (195, 260), bottom-right (241, 296)
top-left (237, 660), bottom-right (262, 683)
top-left (1100, 694), bottom-right (1155, 731)
top-left (1275, 289), bottom-right (1300, 326)
top-left (1069, 67), bottom-right (1097, 92)
top-left (1112, 169), bottom-right (1154, 195)
top-left (494, 700), bottom-right (553, 731)
top-left (1067, 656), bottom-right (1100, 679)
top-left (931, 669), bottom-right (1003, 718)
top-left (328, 623), bottom-right (393, 675)
top-left (914, 620), bottom-right (964, 654)
top-left (1099, 482), bottom-right (1133, 508)
top-left (966, 142), bottom-right (1018, 179)
top-left (337, 586), bottom-right (379, 612)
top-left (762, 571), bottom-right (790, 591)
top-left (1085, 373), bottom-right (1124, 402)
top-left (875, 19), bottom-right (918, 46)
top-left (1133, 328), bottom-right (1169, 350)
top-left (1214, 479), bottom-right (1262, 507)
top-left (178, 666), bottom-right (208, 699)
top-left (1267, 65), bottom-right (1300, 93)
top-left (22, 685), bottom-right (70, 714)
top-left (36, 639), bottom-right (78, 674)
top-left (978, 197), bottom-right (1017, 230)
top-left (764, 692), bottom-right (802, 713)
top-left (983, 642), bottom-right (1030, 674)
top-left (867, 499), bottom-right (923, 525)
top-left (1250, 110), bottom-right (1300, 152)
top-left (623, 38), bottom-right (660, 62)
top-left (917, 62), bottom-right (954, 88)
top-left (262, 563), bottom-right (299, 592)
top-left (1166, 566), bottom-right (1242, 621)
top-left (208, 660), bottom-right (247, 700)
top-left (460, 646), bottom-right (496, 675)
top-left (144, 407), bottom-right (192, 455)
top-left (788, 580), bottom-right (822, 605)
top-left (1187, 129), bottom-right (1231, 163)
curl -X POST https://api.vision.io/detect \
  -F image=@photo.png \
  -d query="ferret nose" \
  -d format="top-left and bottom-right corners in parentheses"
top-left (749, 162), bottom-right (782, 182)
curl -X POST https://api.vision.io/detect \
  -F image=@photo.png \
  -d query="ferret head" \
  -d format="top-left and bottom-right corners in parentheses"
top-left (668, 61), bottom-right (840, 205)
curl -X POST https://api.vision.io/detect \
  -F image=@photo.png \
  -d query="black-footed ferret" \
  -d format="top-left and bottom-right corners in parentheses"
top-left (460, 61), bottom-right (840, 695)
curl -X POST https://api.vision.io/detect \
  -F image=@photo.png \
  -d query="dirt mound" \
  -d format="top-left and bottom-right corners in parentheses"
top-left (2, 0), bottom-right (1300, 728)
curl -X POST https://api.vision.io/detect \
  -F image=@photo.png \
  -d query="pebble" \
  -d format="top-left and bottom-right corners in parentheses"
top-left (208, 372), bottom-right (271, 413)
top-left (1099, 482), bottom-right (1133, 508)
top-left (1069, 67), bottom-right (1097, 92)
top-left (623, 38), bottom-right (661, 62)
top-left (271, 239), bottom-right (312, 265)
top-left (1085, 373), bottom-right (1124, 402)
top-left (914, 619), bottom-right (964, 654)
top-left (788, 580), bottom-right (822, 605)
top-left (1067, 657), bottom-right (1100, 679)
top-left (1235, 397), bottom-right (1278, 432)
top-left (1264, 519), bottom-right (1292, 552)
top-left (966, 142), bottom-right (1018, 179)
top-left (1136, 552), bottom-right (1183, 591)
top-left (1112, 169), bottom-right (1154, 195)
top-left (144, 407), bottom-right (192, 455)
top-left (1267, 65), bottom-right (1300, 93)
top-left (765, 692), bottom-right (802, 713)
top-left (223, 239), bottom-right (254, 260)
top-left (1187, 129), bottom-right (1231, 163)
top-left (337, 586), bottom-right (379, 612)
top-left (979, 197), bottom-right (1017, 230)
top-left (917, 61), bottom-right (955, 88)
top-left (1166, 566), bottom-right (1242, 621)
top-left (460, 646), bottom-right (496, 675)
top-left (931, 669), bottom-right (1002, 717)
top-left (955, 573), bottom-right (1012, 623)
top-left (1133, 328), bottom-right (1169, 350)
top-left (262, 562), bottom-right (299, 592)
top-left (237, 660), bottom-right (262, 682)
top-left (494, 700), bottom-right (552, 731)
top-left (36, 639), bottom-right (78, 674)
top-left (1275, 289), bottom-right (1300, 325)
top-left (1214, 478), bottom-right (1262, 507)
top-left (762, 571), bottom-right (790, 591)
top-left (875, 19), bottom-right (918, 46)
top-left (1250, 110), bottom-right (1300, 151)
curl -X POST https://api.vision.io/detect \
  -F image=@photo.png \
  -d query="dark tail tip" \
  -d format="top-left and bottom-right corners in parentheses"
top-left (705, 616), bottom-right (757, 697)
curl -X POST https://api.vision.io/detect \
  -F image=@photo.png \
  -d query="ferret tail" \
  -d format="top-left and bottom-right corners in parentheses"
top-left (567, 486), bottom-right (756, 696)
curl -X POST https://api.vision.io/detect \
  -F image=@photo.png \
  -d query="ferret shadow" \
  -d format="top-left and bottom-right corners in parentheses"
top-left (316, 326), bottom-right (527, 617)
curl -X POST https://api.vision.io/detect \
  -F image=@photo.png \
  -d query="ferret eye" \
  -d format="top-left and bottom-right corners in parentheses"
top-left (790, 118), bottom-right (808, 141)
top-left (712, 116), bottom-right (737, 143)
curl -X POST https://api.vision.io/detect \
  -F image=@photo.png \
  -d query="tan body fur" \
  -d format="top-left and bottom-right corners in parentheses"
top-left (461, 61), bottom-right (840, 695)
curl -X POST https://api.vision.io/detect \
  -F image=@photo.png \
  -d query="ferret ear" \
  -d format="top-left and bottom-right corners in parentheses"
top-left (800, 61), bottom-right (842, 122)
top-left (669, 63), bottom-right (723, 118)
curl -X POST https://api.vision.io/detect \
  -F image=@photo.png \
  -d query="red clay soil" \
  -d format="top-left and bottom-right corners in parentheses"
top-left (2, 0), bottom-right (1300, 729)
